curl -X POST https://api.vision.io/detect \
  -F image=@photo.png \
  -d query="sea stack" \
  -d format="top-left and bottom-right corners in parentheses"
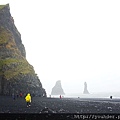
top-left (83, 82), bottom-right (89, 94)
top-left (51, 80), bottom-right (65, 95)
top-left (0, 4), bottom-right (46, 97)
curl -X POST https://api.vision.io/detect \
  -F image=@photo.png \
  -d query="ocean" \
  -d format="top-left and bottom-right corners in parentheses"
top-left (49, 92), bottom-right (120, 99)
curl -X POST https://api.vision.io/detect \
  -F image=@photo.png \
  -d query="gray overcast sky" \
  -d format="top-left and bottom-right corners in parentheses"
top-left (1, 0), bottom-right (120, 95)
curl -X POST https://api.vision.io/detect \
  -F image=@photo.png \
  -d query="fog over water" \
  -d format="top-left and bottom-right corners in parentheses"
top-left (1, 0), bottom-right (120, 96)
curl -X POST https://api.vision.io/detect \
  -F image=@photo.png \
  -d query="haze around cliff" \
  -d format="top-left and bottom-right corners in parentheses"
top-left (0, 0), bottom-right (120, 96)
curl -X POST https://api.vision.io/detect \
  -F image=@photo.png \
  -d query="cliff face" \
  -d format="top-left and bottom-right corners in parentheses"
top-left (51, 80), bottom-right (65, 95)
top-left (0, 4), bottom-right (46, 97)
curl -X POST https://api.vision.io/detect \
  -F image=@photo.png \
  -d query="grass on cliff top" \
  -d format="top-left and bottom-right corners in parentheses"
top-left (0, 5), bottom-right (6, 10)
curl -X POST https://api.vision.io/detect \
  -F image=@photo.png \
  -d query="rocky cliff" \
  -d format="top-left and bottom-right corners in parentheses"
top-left (51, 80), bottom-right (65, 95)
top-left (0, 4), bottom-right (46, 97)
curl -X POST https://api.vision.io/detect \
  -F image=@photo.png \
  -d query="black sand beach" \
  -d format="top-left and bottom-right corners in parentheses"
top-left (0, 96), bottom-right (120, 113)
top-left (1, 96), bottom-right (120, 119)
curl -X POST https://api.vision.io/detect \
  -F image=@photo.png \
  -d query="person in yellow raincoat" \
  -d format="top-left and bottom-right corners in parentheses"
top-left (25, 93), bottom-right (31, 107)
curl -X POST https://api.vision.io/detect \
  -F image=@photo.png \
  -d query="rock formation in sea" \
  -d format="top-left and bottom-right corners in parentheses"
top-left (83, 82), bottom-right (89, 94)
top-left (0, 4), bottom-right (46, 97)
top-left (51, 80), bottom-right (65, 95)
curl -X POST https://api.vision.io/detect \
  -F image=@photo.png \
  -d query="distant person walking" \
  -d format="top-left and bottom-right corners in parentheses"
top-left (60, 95), bottom-right (62, 99)
top-left (19, 92), bottom-right (23, 97)
top-left (12, 93), bottom-right (15, 100)
top-left (25, 93), bottom-right (31, 107)
top-left (110, 96), bottom-right (112, 99)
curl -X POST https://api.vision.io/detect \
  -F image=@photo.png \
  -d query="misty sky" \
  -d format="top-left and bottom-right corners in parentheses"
top-left (1, 0), bottom-right (120, 95)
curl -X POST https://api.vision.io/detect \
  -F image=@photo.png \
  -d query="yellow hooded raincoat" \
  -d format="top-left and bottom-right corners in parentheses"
top-left (25, 93), bottom-right (31, 102)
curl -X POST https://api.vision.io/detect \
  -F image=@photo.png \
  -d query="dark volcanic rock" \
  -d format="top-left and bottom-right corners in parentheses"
top-left (0, 4), bottom-right (46, 97)
top-left (40, 107), bottom-right (56, 113)
top-left (51, 80), bottom-right (65, 95)
top-left (83, 82), bottom-right (89, 94)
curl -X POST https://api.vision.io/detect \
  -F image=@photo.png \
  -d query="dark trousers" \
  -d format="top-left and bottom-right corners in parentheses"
top-left (27, 102), bottom-right (31, 106)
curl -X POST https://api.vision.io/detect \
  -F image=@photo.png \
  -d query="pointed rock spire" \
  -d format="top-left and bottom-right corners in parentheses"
top-left (51, 80), bottom-right (65, 95)
top-left (83, 82), bottom-right (89, 94)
